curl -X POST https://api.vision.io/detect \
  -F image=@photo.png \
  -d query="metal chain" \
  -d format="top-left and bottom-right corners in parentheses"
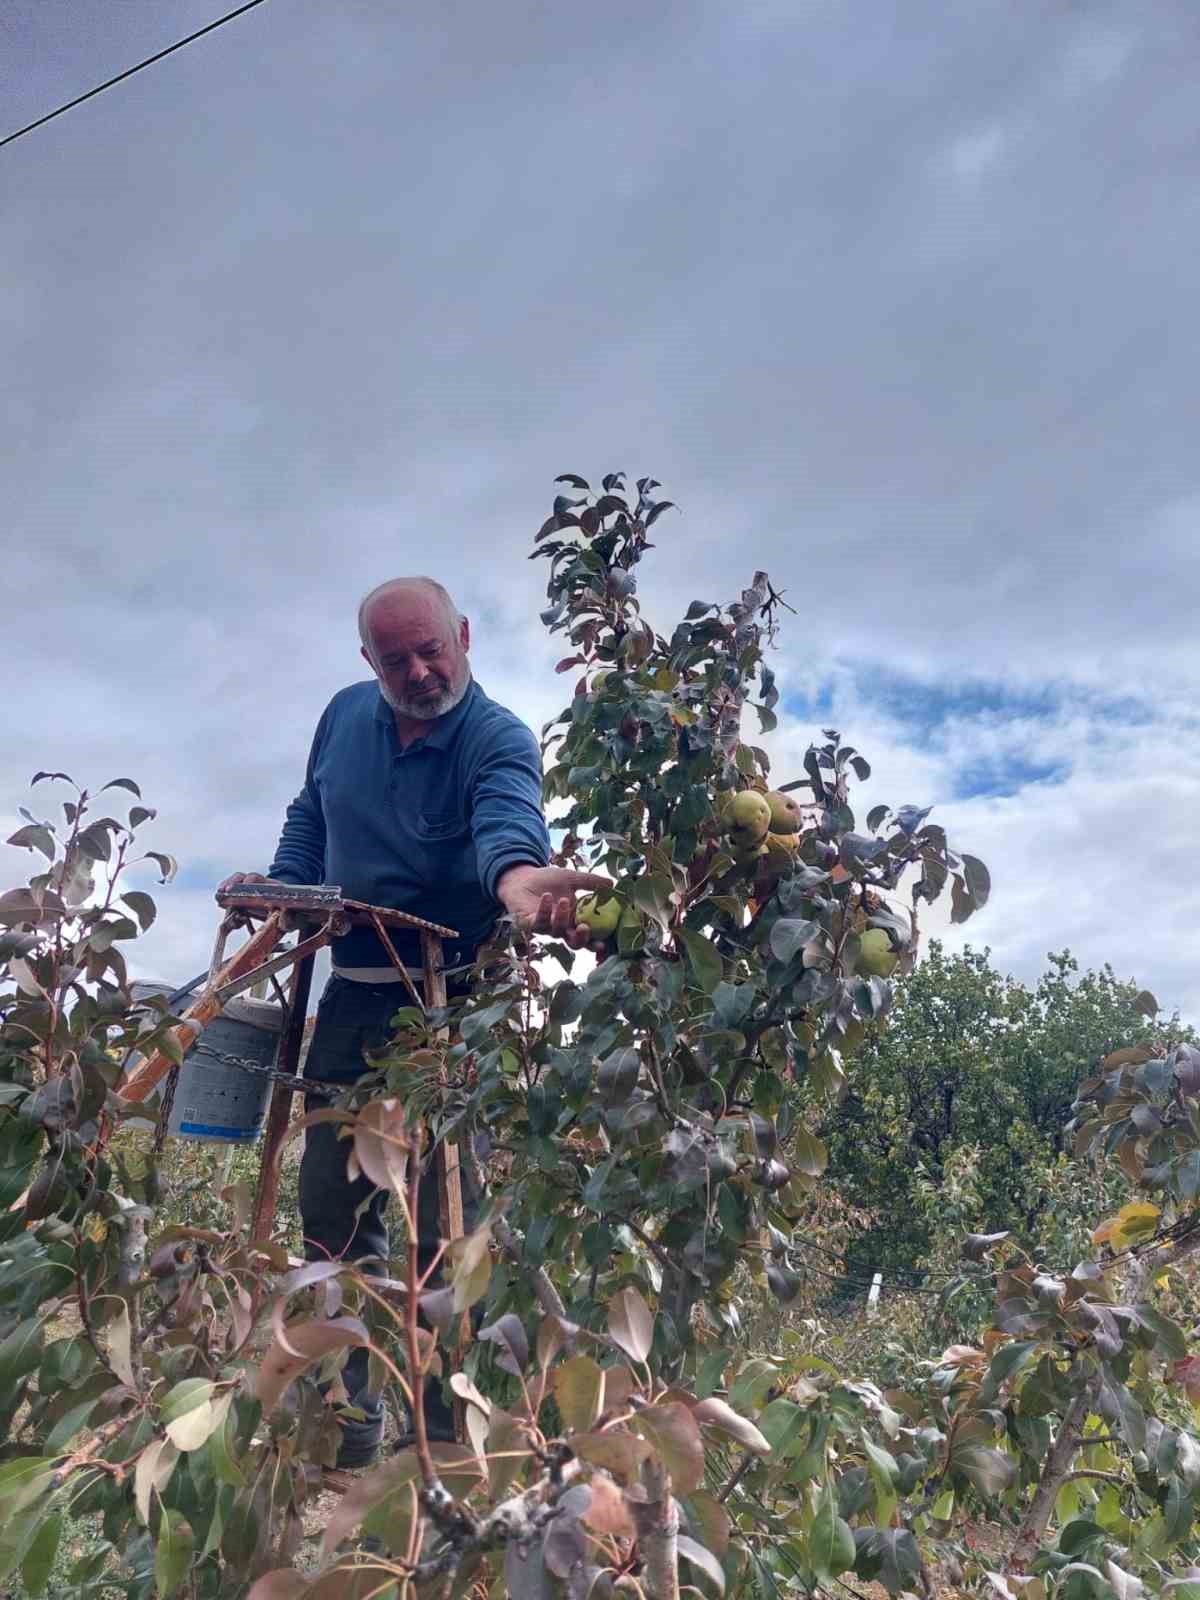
top-left (184, 1039), bottom-right (345, 1100)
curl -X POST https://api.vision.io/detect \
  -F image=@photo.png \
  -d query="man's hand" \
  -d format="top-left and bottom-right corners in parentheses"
top-left (215, 871), bottom-right (276, 899)
top-left (496, 864), bottom-right (615, 953)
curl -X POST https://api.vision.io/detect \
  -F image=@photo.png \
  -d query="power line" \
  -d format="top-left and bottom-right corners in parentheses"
top-left (1, 0), bottom-right (270, 152)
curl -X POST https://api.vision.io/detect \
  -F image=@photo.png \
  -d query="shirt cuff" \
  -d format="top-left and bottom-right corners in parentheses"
top-left (485, 855), bottom-right (546, 903)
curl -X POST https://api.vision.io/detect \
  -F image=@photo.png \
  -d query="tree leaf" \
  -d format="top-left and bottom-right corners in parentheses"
top-left (448, 1217), bottom-right (493, 1313)
top-left (351, 1098), bottom-right (409, 1195)
top-left (769, 918), bottom-right (818, 965)
top-left (6, 825), bottom-right (55, 861)
top-left (634, 1402), bottom-right (704, 1492)
top-left (809, 1484), bottom-right (856, 1577)
top-left (135, 1439), bottom-right (179, 1524)
top-left (678, 1533), bottom-right (726, 1593)
top-left (791, 1127), bottom-right (827, 1177)
top-left (141, 852), bottom-right (177, 884)
top-left (154, 1508), bottom-right (194, 1598)
top-left (678, 929), bottom-right (722, 994)
top-left (951, 1441), bottom-right (1016, 1497)
top-left (554, 1355), bottom-right (605, 1432)
top-left (102, 778), bottom-right (142, 797)
top-left (693, 1396), bottom-right (771, 1455)
top-left (321, 1451), bottom-right (420, 1559)
top-left (608, 1285), bottom-right (654, 1364)
top-left (107, 1302), bottom-right (135, 1387)
top-left (255, 1318), bottom-right (368, 1413)
top-left (19, 1509), bottom-right (62, 1597)
top-left (120, 891), bottom-right (157, 931)
top-left (478, 1312), bottom-right (529, 1376)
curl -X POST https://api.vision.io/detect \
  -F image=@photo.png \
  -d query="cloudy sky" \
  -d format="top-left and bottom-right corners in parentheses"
top-left (3, 0), bottom-right (1197, 1018)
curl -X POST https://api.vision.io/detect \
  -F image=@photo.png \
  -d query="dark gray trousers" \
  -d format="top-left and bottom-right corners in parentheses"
top-left (298, 973), bottom-right (474, 1438)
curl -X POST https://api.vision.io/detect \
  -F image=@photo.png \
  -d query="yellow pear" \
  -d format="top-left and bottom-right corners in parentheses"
top-left (766, 790), bottom-right (804, 834)
top-left (763, 833), bottom-right (800, 874)
top-left (728, 790), bottom-right (770, 842)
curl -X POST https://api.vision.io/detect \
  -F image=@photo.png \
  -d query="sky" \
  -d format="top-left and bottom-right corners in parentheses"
top-left (2, 0), bottom-right (1197, 1019)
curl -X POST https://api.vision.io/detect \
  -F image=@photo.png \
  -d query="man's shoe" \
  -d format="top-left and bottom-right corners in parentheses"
top-left (334, 1407), bottom-right (385, 1470)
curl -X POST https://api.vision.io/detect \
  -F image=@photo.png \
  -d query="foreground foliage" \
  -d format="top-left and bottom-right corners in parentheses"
top-left (0, 473), bottom-right (1197, 1599)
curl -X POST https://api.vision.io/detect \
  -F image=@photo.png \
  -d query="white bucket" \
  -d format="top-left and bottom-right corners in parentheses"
top-left (132, 981), bottom-right (284, 1143)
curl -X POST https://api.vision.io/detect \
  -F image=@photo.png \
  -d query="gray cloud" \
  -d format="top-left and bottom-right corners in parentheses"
top-left (3, 0), bottom-right (1198, 1012)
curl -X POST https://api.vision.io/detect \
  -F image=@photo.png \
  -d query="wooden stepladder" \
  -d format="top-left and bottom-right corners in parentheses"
top-left (118, 884), bottom-right (465, 1248)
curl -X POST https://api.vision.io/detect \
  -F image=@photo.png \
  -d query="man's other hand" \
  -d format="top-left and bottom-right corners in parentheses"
top-left (215, 871), bottom-right (275, 899)
top-left (496, 864), bottom-right (615, 954)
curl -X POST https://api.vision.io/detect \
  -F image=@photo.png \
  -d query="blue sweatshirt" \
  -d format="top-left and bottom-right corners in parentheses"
top-left (268, 678), bottom-right (550, 967)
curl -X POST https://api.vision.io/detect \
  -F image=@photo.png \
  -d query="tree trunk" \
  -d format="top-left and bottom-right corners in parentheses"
top-left (1007, 1384), bottom-right (1092, 1571)
top-left (631, 1458), bottom-right (679, 1600)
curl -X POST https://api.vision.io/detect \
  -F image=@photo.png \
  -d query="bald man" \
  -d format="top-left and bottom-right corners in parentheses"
top-left (220, 577), bottom-right (604, 1465)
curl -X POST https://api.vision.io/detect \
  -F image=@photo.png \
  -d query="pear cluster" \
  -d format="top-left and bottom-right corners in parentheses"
top-left (722, 787), bottom-right (804, 869)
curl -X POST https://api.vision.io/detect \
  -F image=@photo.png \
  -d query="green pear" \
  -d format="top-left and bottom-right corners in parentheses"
top-left (859, 928), bottom-right (898, 978)
top-left (577, 894), bottom-right (622, 937)
top-left (766, 790), bottom-right (804, 834)
top-left (728, 790), bottom-right (770, 842)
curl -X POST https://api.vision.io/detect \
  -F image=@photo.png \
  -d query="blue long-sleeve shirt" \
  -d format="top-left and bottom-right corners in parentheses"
top-left (268, 678), bottom-right (550, 967)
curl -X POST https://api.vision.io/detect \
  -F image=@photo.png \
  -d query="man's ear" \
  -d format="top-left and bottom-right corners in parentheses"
top-left (361, 645), bottom-right (374, 670)
top-left (459, 616), bottom-right (471, 652)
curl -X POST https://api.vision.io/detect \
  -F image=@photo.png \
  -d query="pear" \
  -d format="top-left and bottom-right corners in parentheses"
top-left (766, 790), bottom-right (804, 834)
top-left (763, 832), bottom-right (800, 874)
top-left (728, 790), bottom-right (770, 843)
top-left (577, 894), bottom-right (622, 938)
top-left (859, 928), bottom-right (898, 978)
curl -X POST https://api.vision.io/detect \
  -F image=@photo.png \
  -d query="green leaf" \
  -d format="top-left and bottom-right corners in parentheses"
top-left (0, 1459), bottom-right (58, 1516)
top-left (857, 1527), bottom-right (922, 1594)
top-left (678, 929), bottom-right (722, 994)
top-left (103, 778), bottom-right (142, 798)
top-left (19, 1509), bottom-right (62, 1596)
top-left (154, 1508), bottom-right (194, 1598)
top-left (809, 1484), bottom-right (856, 1577)
top-left (0, 1316), bottom-right (44, 1389)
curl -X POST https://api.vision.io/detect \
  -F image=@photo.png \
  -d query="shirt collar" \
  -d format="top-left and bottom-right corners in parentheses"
top-left (374, 677), bottom-right (479, 751)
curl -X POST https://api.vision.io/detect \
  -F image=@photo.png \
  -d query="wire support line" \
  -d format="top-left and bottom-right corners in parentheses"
top-left (1, 0), bottom-right (270, 151)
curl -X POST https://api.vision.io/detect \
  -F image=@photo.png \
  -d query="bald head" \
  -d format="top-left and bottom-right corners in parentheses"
top-left (357, 576), bottom-right (472, 726)
top-left (358, 577), bottom-right (461, 650)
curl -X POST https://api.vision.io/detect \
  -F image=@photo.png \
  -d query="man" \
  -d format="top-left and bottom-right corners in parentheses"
top-left (220, 576), bottom-right (605, 1465)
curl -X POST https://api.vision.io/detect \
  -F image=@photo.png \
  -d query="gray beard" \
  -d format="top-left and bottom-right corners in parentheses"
top-left (380, 674), bottom-right (470, 722)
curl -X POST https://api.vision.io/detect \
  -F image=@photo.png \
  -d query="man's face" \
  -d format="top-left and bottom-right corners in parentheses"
top-left (362, 589), bottom-right (471, 722)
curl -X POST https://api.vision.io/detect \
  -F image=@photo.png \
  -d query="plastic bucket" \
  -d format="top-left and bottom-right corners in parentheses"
top-left (132, 981), bottom-right (283, 1143)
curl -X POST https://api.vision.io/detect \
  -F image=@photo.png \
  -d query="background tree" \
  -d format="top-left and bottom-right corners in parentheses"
top-left (823, 945), bottom-right (1183, 1278)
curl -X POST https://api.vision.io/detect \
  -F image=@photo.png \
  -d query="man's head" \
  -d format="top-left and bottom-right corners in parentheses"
top-left (358, 577), bottom-right (471, 722)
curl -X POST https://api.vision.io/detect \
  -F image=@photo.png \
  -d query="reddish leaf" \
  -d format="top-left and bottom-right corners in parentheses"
top-left (254, 1317), bottom-right (368, 1413)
